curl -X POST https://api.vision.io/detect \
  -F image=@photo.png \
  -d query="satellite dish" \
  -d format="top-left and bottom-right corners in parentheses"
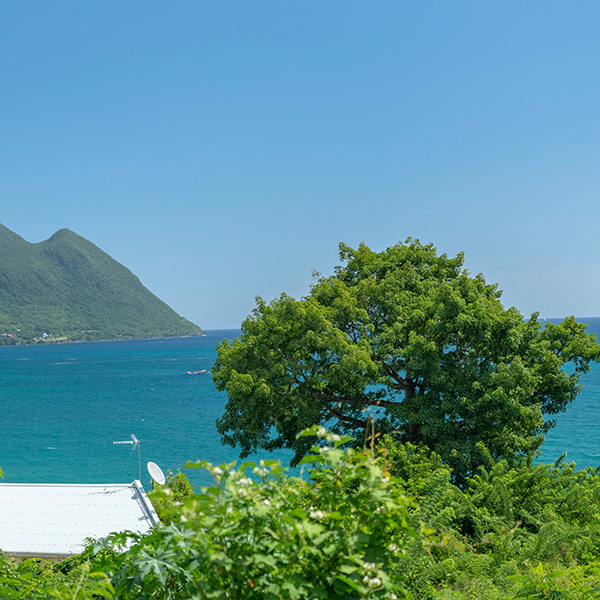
top-left (147, 461), bottom-right (166, 486)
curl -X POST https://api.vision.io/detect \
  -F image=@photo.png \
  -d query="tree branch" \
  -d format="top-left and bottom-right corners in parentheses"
top-left (305, 386), bottom-right (398, 408)
top-left (326, 405), bottom-right (367, 430)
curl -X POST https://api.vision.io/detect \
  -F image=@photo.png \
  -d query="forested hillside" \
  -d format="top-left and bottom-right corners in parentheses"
top-left (0, 224), bottom-right (202, 343)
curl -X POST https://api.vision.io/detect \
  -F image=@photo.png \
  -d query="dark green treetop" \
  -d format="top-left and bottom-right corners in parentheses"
top-left (213, 239), bottom-right (600, 478)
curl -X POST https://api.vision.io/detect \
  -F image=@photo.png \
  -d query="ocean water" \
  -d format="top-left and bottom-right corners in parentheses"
top-left (0, 320), bottom-right (599, 488)
top-left (539, 317), bottom-right (600, 468)
top-left (0, 330), bottom-right (292, 488)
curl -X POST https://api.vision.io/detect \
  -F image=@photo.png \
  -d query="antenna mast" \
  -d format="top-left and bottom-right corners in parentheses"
top-left (113, 434), bottom-right (141, 481)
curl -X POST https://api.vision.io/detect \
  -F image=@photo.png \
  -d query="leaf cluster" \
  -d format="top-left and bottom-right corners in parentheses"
top-left (0, 548), bottom-right (114, 600)
top-left (147, 469), bottom-right (196, 525)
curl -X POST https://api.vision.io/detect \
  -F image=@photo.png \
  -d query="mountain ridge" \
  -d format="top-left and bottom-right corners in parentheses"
top-left (0, 224), bottom-right (203, 344)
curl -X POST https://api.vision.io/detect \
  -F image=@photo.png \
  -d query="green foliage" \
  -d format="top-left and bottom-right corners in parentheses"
top-left (0, 223), bottom-right (202, 342)
top-left (148, 469), bottom-right (196, 524)
top-left (213, 239), bottom-right (600, 480)
top-left (380, 436), bottom-right (600, 598)
top-left (507, 562), bottom-right (600, 600)
top-left (0, 549), bottom-right (114, 599)
top-left (5, 435), bottom-right (600, 598)
top-left (93, 426), bottom-right (417, 599)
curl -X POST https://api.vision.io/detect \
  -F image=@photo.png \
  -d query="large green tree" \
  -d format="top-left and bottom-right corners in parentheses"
top-left (213, 239), bottom-right (600, 478)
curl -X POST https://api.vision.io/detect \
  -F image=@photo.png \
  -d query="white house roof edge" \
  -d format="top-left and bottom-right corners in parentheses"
top-left (0, 481), bottom-right (160, 558)
top-left (0, 482), bottom-right (135, 488)
top-left (133, 479), bottom-right (160, 526)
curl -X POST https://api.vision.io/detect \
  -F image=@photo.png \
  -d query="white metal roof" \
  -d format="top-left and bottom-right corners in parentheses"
top-left (0, 481), bottom-right (159, 559)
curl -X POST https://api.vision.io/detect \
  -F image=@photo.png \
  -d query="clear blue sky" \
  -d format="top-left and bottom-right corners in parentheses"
top-left (1, 2), bottom-right (599, 329)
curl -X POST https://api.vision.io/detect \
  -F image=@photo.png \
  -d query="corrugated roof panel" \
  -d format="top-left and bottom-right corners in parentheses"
top-left (0, 481), bottom-right (159, 557)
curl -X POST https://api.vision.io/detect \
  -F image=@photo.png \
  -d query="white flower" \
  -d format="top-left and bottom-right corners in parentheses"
top-left (330, 434), bottom-right (341, 442)
top-left (226, 505), bottom-right (233, 515)
top-left (238, 477), bottom-right (253, 486)
top-left (262, 499), bottom-right (271, 506)
top-left (309, 510), bottom-right (324, 520)
top-left (253, 467), bottom-right (267, 477)
top-left (388, 544), bottom-right (399, 553)
top-left (363, 574), bottom-right (382, 588)
top-left (316, 427), bottom-right (327, 437)
top-left (238, 488), bottom-right (248, 497)
top-left (318, 447), bottom-right (330, 454)
top-left (363, 562), bottom-right (377, 571)
top-left (212, 466), bottom-right (224, 477)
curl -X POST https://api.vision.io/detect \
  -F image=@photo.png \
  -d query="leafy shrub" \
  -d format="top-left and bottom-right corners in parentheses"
top-left (382, 436), bottom-right (600, 598)
top-left (0, 550), bottom-right (113, 600)
top-left (6, 432), bottom-right (600, 599)
top-left (94, 426), bottom-right (418, 599)
top-left (148, 469), bottom-right (195, 524)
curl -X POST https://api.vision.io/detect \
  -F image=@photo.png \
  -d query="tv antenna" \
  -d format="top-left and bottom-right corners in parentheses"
top-left (147, 461), bottom-right (166, 487)
top-left (113, 434), bottom-right (141, 481)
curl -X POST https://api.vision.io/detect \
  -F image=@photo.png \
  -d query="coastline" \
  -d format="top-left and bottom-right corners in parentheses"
top-left (0, 331), bottom-right (206, 349)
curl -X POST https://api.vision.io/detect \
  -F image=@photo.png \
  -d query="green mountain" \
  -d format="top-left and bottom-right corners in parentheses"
top-left (0, 224), bottom-right (203, 344)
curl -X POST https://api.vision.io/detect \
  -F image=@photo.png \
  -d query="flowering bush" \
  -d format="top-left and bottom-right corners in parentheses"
top-left (94, 426), bottom-right (417, 599)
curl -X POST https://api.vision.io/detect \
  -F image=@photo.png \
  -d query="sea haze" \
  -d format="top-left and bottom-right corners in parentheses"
top-left (0, 320), bottom-right (598, 487)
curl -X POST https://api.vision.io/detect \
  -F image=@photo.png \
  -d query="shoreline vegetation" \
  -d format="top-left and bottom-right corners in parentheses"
top-left (0, 331), bottom-right (206, 347)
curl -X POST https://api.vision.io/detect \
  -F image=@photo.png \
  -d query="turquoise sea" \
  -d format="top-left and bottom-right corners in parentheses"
top-left (0, 330), bottom-right (295, 488)
top-left (539, 317), bottom-right (600, 469)
top-left (0, 321), bottom-right (599, 488)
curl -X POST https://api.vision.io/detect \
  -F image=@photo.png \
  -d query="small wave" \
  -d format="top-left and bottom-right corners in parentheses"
top-left (46, 447), bottom-right (56, 450)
